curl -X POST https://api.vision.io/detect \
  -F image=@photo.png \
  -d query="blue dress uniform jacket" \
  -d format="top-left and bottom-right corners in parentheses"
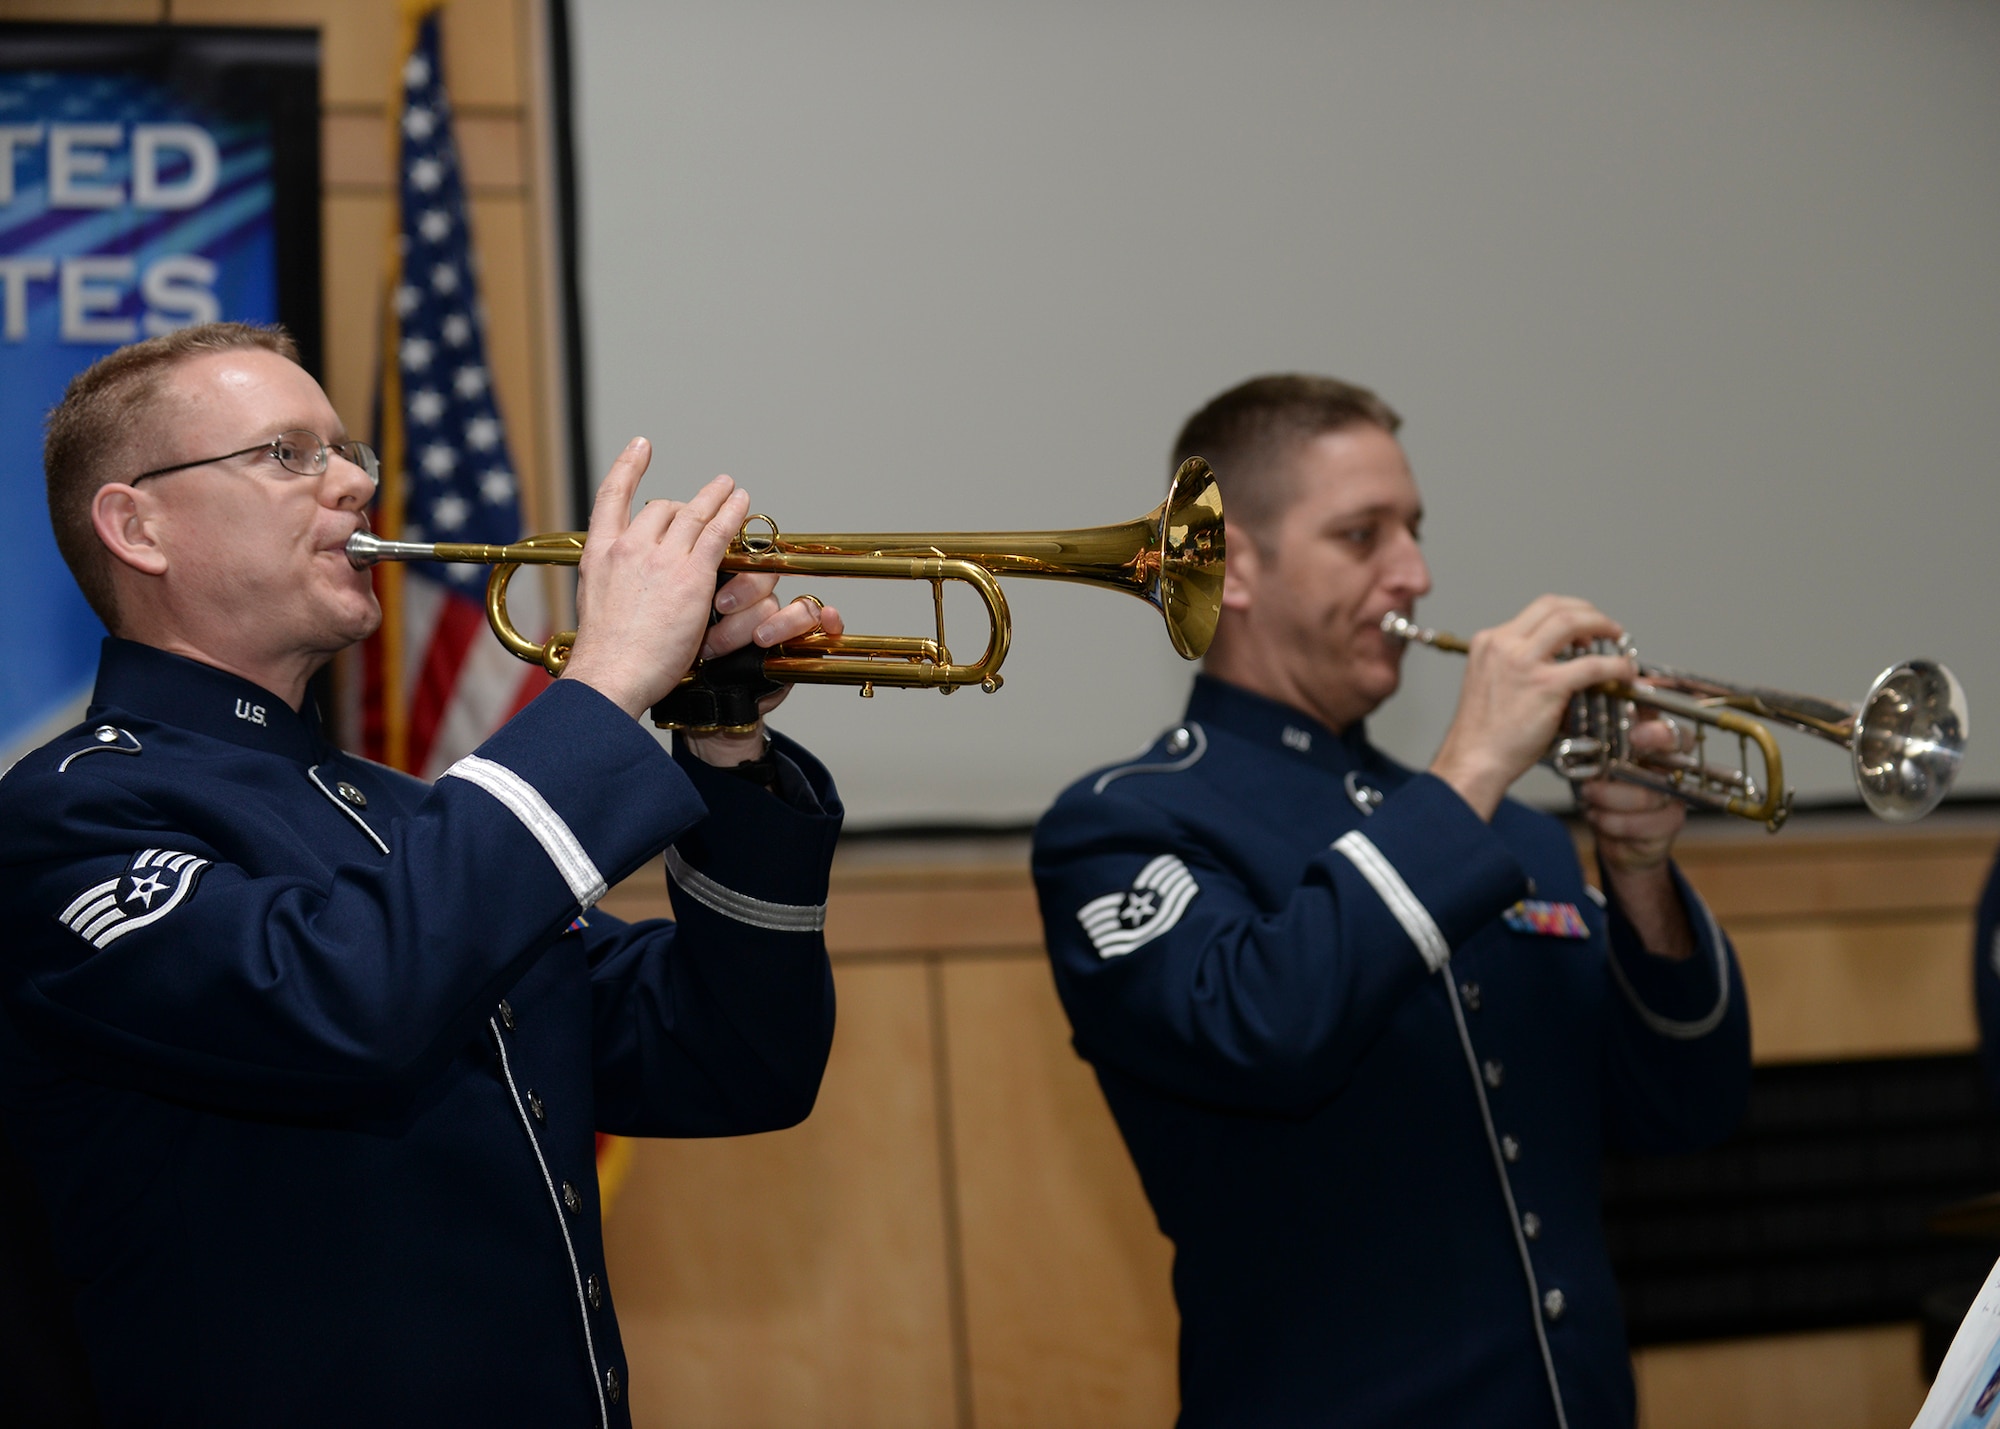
top-left (1033, 677), bottom-right (1750, 1429)
top-left (0, 639), bottom-right (842, 1428)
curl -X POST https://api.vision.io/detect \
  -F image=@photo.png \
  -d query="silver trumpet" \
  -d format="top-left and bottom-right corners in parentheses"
top-left (1381, 613), bottom-right (1968, 831)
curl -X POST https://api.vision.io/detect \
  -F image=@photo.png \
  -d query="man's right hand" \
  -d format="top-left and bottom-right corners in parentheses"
top-left (1427, 595), bottom-right (1635, 820)
top-left (560, 438), bottom-right (752, 719)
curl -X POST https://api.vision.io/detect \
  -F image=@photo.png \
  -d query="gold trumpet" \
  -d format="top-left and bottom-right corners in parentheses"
top-left (348, 457), bottom-right (1225, 731)
top-left (1381, 613), bottom-right (1969, 830)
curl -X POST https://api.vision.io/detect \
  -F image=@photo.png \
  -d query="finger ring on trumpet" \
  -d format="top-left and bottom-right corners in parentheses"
top-left (790, 593), bottom-right (825, 634)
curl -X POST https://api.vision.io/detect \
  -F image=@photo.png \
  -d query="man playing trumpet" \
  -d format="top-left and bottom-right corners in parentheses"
top-left (0, 322), bottom-right (842, 1426)
top-left (1033, 374), bottom-right (1750, 1428)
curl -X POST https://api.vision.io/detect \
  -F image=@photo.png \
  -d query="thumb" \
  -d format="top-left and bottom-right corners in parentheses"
top-left (588, 437), bottom-right (652, 540)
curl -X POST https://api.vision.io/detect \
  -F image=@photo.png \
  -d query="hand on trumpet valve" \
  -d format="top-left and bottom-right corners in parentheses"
top-left (1428, 595), bottom-right (1635, 821)
top-left (684, 577), bottom-right (847, 765)
top-left (1577, 712), bottom-right (1697, 960)
top-left (703, 582), bottom-right (842, 663)
top-left (1577, 714), bottom-right (1687, 876)
top-left (560, 438), bottom-right (750, 719)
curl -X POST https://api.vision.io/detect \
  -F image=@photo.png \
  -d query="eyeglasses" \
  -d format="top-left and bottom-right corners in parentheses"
top-left (131, 430), bottom-right (381, 491)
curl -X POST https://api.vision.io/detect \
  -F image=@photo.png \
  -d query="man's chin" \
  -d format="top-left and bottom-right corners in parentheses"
top-left (328, 594), bottom-right (382, 651)
top-left (1352, 658), bottom-right (1402, 712)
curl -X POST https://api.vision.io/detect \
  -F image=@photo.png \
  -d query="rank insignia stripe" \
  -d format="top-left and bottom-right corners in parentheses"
top-left (58, 848), bottom-right (212, 949)
top-left (1078, 853), bottom-right (1200, 958)
top-left (1502, 899), bottom-right (1591, 940)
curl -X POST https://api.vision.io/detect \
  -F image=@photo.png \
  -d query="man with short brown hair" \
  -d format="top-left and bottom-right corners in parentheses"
top-left (1, 323), bottom-right (845, 1427)
top-left (42, 322), bottom-right (302, 630)
top-left (1034, 373), bottom-right (1750, 1427)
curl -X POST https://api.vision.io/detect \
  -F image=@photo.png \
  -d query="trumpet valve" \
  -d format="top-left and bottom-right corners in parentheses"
top-left (1550, 736), bottom-right (1607, 781)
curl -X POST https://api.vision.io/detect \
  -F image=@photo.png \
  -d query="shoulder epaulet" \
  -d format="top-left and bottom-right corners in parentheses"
top-left (1091, 721), bottom-right (1208, 794)
top-left (55, 724), bottom-right (144, 773)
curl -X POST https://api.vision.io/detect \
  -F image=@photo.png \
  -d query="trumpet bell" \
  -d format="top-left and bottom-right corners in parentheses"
top-left (1853, 659), bottom-right (1969, 823)
top-left (1156, 458), bottom-right (1227, 659)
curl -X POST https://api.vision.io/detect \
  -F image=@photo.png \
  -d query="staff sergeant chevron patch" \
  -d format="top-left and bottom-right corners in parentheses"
top-left (59, 848), bottom-right (212, 950)
top-left (1077, 854), bottom-right (1200, 959)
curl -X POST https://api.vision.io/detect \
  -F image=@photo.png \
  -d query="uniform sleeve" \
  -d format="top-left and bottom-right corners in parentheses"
top-left (1032, 772), bottom-right (1528, 1114)
top-left (587, 729), bottom-right (842, 1137)
top-left (1974, 855), bottom-right (2000, 1103)
top-left (0, 680), bottom-right (703, 1118)
top-left (1597, 862), bottom-right (1752, 1154)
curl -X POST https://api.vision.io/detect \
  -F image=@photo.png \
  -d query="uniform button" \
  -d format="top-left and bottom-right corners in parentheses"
top-left (1483, 1059), bottom-right (1504, 1089)
top-left (1524, 877), bottom-right (1538, 896)
top-left (1501, 1134), bottom-right (1521, 1163)
top-left (527, 1090), bottom-right (546, 1123)
top-left (562, 1180), bottom-right (581, 1214)
top-left (1522, 1212), bottom-right (1542, 1241)
top-left (1460, 982), bottom-right (1482, 1012)
top-left (605, 1366), bottom-right (622, 1404)
top-left (588, 1273), bottom-right (603, 1309)
top-left (498, 998), bottom-right (516, 1030)
top-left (1543, 1287), bottom-right (1566, 1322)
top-left (94, 725), bottom-right (119, 743)
top-left (1165, 726), bottom-right (1191, 755)
top-left (335, 780), bottom-right (368, 808)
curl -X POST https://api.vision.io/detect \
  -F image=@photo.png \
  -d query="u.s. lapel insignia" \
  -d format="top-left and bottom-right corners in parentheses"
top-left (1077, 854), bottom-right (1200, 959)
top-left (1502, 898), bottom-right (1591, 940)
top-left (59, 848), bottom-right (212, 949)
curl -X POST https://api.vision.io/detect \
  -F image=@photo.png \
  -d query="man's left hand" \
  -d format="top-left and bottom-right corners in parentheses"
top-left (682, 572), bottom-right (846, 767)
top-left (1578, 717), bottom-right (1696, 961)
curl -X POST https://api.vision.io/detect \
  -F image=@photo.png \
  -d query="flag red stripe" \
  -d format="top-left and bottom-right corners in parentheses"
top-left (505, 665), bottom-right (551, 721)
top-left (406, 593), bottom-right (486, 775)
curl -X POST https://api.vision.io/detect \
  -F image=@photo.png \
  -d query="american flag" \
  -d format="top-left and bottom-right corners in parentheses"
top-left (362, 9), bottom-right (548, 776)
top-left (358, 9), bottom-right (628, 1209)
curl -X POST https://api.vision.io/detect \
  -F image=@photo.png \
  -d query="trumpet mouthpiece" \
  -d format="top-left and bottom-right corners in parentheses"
top-left (345, 532), bottom-right (440, 568)
top-left (1381, 612), bottom-right (1421, 643)
top-left (1380, 611), bottom-right (1471, 654)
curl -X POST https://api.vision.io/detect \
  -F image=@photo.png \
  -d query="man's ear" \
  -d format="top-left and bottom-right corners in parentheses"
top-left (1220, 526), bottom-right (1260, 613)
top-left (91, 484), bottom-right (170, 577)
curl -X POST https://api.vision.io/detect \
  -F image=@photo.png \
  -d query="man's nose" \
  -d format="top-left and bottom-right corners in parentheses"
top-left (1385, 530), bottom-right (1431, 598)
top-left (324, 449), bottom-right (376, 510)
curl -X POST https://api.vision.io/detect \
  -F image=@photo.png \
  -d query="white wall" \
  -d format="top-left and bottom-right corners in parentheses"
top-left (571, 0), bottom-right (2000, 827)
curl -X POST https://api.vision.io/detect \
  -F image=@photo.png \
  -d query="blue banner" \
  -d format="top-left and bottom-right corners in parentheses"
top-left (0, 65), bottom-right (279, 756)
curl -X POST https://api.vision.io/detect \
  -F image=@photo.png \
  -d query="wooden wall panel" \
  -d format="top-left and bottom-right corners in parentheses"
top-left (1587, 819), bottom-right (1999, 1063)
top-left (604, 961), bottom-right (958, 1429)
top-left (1733, 913), bottom-right (1979, 1063)
top-left (318, 192), bottom-right (391, 437)
top-left (1632, 1323), bottom-right (1928, 1429)
top-left (591, 816), bottom-right (2000, 1428)
top-left (1675, 827), bottom-right (1997, 923)
top-left (171, 0), bottom-right (402, 107)
top-left (0, 1), bottom-right (161, 18)
top-left (943, 955), bottom-right (1178, 1429)
top-left (171, 0), bottom-right (527, 111)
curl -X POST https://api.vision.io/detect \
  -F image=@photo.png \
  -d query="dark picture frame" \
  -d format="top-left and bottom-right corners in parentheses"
top-left (0, 21), bottom-right (323, 374)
